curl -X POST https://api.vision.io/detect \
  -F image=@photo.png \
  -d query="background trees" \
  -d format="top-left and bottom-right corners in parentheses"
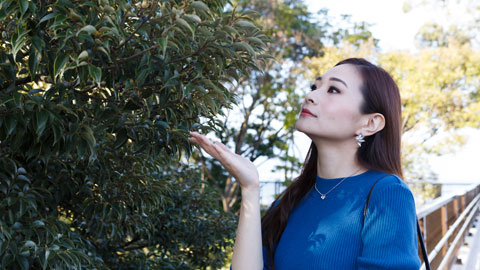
top-left (0, 0), bottom-right (267, 268)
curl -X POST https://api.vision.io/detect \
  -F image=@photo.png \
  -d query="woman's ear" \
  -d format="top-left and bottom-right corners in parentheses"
top-left (358, 113), bottom-right (385, 136)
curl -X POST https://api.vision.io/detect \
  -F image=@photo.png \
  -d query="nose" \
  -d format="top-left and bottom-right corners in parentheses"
top-left (304, 91), bottom-right (316, 104)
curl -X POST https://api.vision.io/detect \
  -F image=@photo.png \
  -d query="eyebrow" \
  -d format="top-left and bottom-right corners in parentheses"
top-left (316, 76), bottom-right (348, 88)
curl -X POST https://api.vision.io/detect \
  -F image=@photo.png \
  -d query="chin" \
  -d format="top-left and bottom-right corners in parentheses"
top-left (295, 120), bottom-right (313, 136)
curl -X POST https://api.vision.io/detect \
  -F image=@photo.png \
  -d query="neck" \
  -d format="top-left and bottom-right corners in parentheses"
top-left (312, 139), bottom-right (367, 179)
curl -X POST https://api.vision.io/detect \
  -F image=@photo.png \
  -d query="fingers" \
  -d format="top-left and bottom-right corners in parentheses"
top-left (215, 141), bottom-right (233, 154)
top-left (189, 131), bottom-right (226, 158)
top-left (189, 132), bottom-right (214, 151)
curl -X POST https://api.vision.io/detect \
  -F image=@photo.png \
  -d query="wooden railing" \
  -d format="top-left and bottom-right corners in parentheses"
top-left (417, 183), bottom-right (480, 270)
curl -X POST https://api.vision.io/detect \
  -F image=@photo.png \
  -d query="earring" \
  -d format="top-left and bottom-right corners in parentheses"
top-left (356, 133), bottom-right (365, 147)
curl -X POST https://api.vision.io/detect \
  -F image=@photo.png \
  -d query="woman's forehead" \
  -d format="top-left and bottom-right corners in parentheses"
top-left (316, 64), bottom-right (363, 87)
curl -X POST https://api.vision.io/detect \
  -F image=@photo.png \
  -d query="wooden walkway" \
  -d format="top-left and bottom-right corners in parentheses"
top-left (451, 210), bottom-right (480, 270)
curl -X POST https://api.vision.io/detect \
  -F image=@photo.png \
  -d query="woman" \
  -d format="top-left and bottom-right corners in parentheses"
top-left (189, 58), bottom-right (421, 269)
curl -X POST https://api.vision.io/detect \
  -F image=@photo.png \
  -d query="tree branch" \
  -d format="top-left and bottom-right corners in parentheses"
top-left (114, 1), bottom-right (158, 51)
top-left (116, 43), bottom-right (160, 62)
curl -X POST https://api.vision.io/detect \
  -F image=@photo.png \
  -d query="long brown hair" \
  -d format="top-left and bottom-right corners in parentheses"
top-left (260, 58), bottom-right (403, 268)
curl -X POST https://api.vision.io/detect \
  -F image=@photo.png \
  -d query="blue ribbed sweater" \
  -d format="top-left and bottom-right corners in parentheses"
top-left (233, 170), bottom-right (421, 270)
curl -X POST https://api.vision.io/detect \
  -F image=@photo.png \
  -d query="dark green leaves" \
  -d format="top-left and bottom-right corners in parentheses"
top-left (28, 47), bottom-right (41, 80)
top-left (53, 54), bottom-right (68, 83)
top-left (0, 0), bottom-right (266, 269)
top-left (88, 64), bottom-right (101, 85)
top-left (190, 1), bottom-right (210, 14)
top-left (35, 110), bottom-right (49, 137)
top-left (18, 0), bottom-right (29, 16)
top-left (11, 28), bottom-right (30, 61)
top-left (39, 13), bottom-right (57, 24)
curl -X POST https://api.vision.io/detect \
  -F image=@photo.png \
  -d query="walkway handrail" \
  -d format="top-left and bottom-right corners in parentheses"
top-left (419, 193), bottom-right (480, 269)
top-left (417, 183), bottom-right (480, 270)
top-left (437, 197), bottom-right (480, 269)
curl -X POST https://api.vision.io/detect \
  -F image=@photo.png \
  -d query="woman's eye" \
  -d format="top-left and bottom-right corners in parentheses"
top-left (328, 86), bottom-right (340, 94)
top-left (310, 84), bottom-right (317, 91)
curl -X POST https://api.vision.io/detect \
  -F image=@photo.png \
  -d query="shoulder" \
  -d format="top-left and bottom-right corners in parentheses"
top-left (369, 174), bottom-right (415, 205)
top-left (373, 174), bottom-right (409, 190)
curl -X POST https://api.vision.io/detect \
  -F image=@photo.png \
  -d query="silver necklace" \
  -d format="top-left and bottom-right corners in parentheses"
top-left (314, 168), bottom-right (362, 200)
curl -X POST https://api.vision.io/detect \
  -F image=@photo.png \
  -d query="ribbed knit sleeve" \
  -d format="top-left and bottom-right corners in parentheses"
top-left (357, 176), bottom-right (421, 270)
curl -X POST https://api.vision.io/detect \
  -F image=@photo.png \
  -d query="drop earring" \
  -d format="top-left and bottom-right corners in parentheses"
top-left (356, 133), bottom-right (365, 147)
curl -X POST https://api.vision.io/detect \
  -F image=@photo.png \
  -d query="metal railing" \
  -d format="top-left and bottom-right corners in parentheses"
top-left (417, 183), bottom-right (480, 270)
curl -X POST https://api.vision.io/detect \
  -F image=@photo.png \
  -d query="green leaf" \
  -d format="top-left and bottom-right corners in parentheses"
top-left (76, 25), bottom-right (97, 36)
top-left (176, 18), bottom-right (194, 36)
top-left (77, 137), bottom-right (87, 157)
top-left (31, 35), bottom-right (45, 52)
top-left (156, 121), bottom-right (170, 129)
top-left (17, 255), bottom-right (29, 270)
top-left (18, 0), bottom-right (28, 15)
top-left (12, 28), bottom-right (31, 61)
top-left (28, 47), bottom-right (41, 80)
top-left (53, 54), bottom-right (68, 83)
top-left (43, 249), bottom-right (50, 270)
top-left (233, 42), bottom-right (255, 55)
top-left (222, 25), bottom-right (240, 37)
top-left (80, 124), bottom-right (96, 147)
top-left (159, 37), bottom-right (167, 58)
top-left (55, 104), bottom-right (78, 118)
top-left (245, 37), bottom-right (266, 47)
top-left (5, 115), bottom-right (17, 136)
top-left (88, 64), bottom-right (101, 84)
top-left (191, 1), bottom-right (210, 14)
top-left (36, 110), bottom-right (49, 137)
top-left (17, 175), bottom-right (30, 183)
top-left (32, 219), bottom-right (45, 228)
top-left (136, 68), bottom-right (148, 86)
top-left (234, 20), bottom-right (257, 29)
top-left (77, 50), bottom-right (88, 60)
top-left (97, 46), bottom-right (112, 62)
top-left (183, 14), bottom-right (201, 24)
top-left (22, 241), bottom-right (36, 249)
top-left (38, 13), bottom-right (57, 24)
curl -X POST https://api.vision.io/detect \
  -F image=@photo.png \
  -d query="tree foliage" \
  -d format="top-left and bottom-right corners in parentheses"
top-left (404, 0), bottom-right (480, 47)
top-left (0, 0), bottom-right (267, 268)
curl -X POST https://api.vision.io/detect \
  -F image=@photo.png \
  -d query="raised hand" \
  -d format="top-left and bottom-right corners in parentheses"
top-left (189, 131), bottom-right (259, 190)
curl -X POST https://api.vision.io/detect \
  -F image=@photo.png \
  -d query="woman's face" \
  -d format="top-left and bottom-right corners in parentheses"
top-left (295, 64), bottom-right (366, 142)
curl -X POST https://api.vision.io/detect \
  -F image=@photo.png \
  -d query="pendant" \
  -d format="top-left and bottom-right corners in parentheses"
top-left (321, 195), bottom-right (326, 200)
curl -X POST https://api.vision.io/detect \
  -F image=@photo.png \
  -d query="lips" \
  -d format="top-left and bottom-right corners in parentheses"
top-left (300, 108), bottom-right (317, 117)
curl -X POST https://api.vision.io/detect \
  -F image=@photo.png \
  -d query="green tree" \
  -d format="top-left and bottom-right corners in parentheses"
top-left (415, 23), bottom-right (471, 48)
top-left (403, 0), bottom-right (480, 47)
top-left (0, 0), bottom-right (267, 269)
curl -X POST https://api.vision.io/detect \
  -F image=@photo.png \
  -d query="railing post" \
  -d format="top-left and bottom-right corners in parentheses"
top-left (441, 204), bottom-right (448, 267)
top-left (423, 216), bottom-right (427, 252)
top-left (453, 196), bottom-right (459, 219)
